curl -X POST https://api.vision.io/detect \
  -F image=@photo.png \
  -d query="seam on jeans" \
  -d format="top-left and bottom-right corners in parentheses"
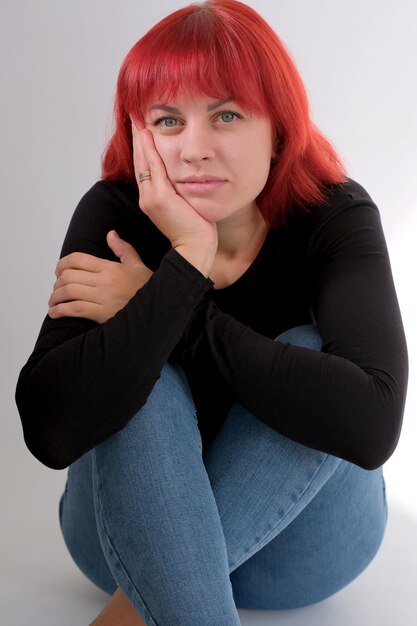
top-left (229, 454), bottom-right (340, 571)
top-left (93, 458), bottom-right (160, 626)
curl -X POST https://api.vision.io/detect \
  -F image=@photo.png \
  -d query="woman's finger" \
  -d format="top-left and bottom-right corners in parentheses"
top-left (131, 120), bottom-right (168, 192)
top-left (131, 120), bottom-right (157, 190)
top-left (140, 129), bottom-right (169, 184)
top-left (48, 283), bottom-right (100, 308)
top-left (106, 230), bottom-right (144, 267)
top-left (54, 268), bottom-right (99, 290)
top-left (131, 118), bottom-right (148, 181)
top-left (48, 300), bottom-right (102, 321)
top-left (55, 252), bottom-right (106, 278)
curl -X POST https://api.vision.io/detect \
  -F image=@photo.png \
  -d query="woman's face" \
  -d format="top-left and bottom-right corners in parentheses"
top-left (143, 91), bottom-right (276, 225)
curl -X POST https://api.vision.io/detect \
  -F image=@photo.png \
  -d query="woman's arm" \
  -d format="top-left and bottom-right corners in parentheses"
top-left (15, 128), bottom-right (217, 470)
top-left (15, 187), bottom-right (213, 470)
top-left (175, 182), bottom-right (408, 469)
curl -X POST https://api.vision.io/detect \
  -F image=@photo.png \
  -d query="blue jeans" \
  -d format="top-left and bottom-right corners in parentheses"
top-left (59, 325), bottom-right (387, 625)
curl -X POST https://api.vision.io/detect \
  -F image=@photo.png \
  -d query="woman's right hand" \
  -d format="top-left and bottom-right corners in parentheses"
top-left (132, 121), bottom-right (218, 277)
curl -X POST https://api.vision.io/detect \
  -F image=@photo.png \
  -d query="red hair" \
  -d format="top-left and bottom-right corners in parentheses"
top-left (102, 0), bottom-right (346, 227)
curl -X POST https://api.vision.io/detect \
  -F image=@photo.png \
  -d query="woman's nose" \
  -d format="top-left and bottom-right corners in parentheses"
top-left (180, 125), bottom-right (215, 164)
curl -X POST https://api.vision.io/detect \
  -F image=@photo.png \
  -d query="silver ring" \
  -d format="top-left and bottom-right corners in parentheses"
top-left (138, 169), bottom-right (152, 183)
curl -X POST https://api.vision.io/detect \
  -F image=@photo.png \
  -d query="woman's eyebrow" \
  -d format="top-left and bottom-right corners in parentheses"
top-left (207, 98), bottom-right (233, 111)
top-left (148, 98), bottom-right (233, 114)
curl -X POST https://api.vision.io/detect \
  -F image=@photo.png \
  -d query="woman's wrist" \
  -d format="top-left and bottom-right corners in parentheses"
top-left (174, 242), bottom-right (217, 278)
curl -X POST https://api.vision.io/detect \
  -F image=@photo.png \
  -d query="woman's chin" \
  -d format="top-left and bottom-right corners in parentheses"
top-left (186, 199), bottom-right (230, 223)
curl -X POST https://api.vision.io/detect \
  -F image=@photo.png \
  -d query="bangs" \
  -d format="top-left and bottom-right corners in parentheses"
top-left (121, 3), bottom-right (269, 121)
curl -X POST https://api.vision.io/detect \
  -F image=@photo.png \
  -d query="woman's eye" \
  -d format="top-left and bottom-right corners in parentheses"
top-left (218, 111), bottom-right (242, 123)
top-left (154, 117), bottom-right (179, 128)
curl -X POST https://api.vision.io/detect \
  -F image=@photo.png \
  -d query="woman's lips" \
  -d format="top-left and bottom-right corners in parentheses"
top-left (177, 180), bottom-right (225, 193)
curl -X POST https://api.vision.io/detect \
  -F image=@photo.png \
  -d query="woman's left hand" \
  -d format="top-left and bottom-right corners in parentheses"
top-left (48, 230), bottom-right (153, 323)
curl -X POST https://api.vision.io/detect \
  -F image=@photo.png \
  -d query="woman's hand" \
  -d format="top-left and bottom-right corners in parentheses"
top-left (48, 230), bottom-right (153, 323)
top-left (132, 121), bottom-right (218, 277)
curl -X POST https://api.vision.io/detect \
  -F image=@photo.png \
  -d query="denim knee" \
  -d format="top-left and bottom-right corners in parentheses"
top-left (230, 463), bottom-right (387, 610)
top-left (276, 323), bottom-right (323, 351)
top-left (58, 452), bottom-right (117, 595)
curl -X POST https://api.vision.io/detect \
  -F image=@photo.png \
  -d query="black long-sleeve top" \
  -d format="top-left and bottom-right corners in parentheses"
top-left (15, 178), bottom-right (408, 471)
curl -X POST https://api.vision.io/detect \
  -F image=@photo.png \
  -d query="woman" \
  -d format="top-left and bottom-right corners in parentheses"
top-left (15, 1), bottom-right (408, 624)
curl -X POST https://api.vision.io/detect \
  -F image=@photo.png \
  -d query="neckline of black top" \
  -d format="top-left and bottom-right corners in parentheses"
top-left (208, 227), bottom-right (274, 295)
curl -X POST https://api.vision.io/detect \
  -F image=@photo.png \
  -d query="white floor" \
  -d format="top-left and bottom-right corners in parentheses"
top-left (2, 419), bottom-right (417, 626)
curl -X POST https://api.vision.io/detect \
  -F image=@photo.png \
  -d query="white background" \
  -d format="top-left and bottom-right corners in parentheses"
top-left (1, 1), bottom-right (416, 624)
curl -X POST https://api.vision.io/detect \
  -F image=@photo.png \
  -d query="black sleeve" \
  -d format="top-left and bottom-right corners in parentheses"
top-left (15, 182), bottom-right (213, 470)
top-left (175, 183), bottom-right (408, 470)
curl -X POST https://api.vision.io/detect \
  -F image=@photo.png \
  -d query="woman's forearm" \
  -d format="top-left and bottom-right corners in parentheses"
top-left (16, 249), bottom-right (213, 470)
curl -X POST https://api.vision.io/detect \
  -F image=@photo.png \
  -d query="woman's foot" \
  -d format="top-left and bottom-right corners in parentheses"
top-left (89, 587), bottom-right (147, 625)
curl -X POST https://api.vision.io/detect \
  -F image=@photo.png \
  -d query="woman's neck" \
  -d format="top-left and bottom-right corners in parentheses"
top-left (208, 209), bottom-right (270, 289)
top-left (216, 207), bottom-right (269, 261)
